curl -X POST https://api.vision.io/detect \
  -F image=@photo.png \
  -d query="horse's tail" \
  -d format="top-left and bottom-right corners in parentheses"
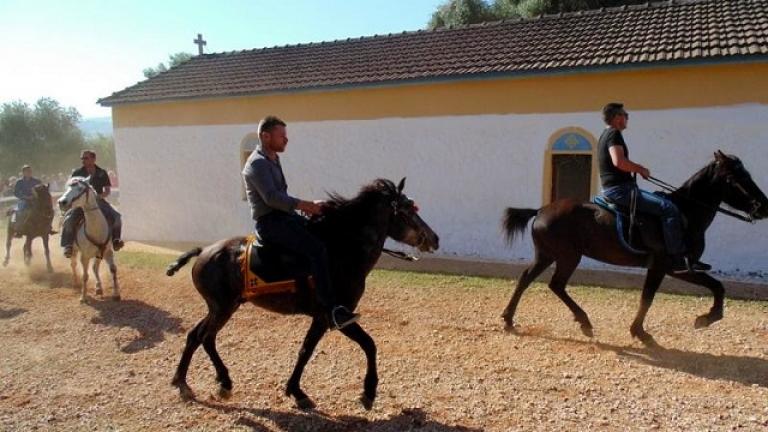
top-left (502, 208), bottom-right (539, 245)
top-left (166, 247), bottom-right (203, 276)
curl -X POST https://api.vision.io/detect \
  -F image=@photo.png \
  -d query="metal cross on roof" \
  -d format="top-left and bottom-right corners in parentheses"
top-left (193, 33), bottom-right (207, 55)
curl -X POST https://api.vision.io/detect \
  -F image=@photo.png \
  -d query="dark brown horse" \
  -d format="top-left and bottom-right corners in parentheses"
top-left (501, 151), bottom-right (768, 346)
top-left (165, 178), bottom-right (439, 409)
top-left (4, 183), bottom-right (55, 272)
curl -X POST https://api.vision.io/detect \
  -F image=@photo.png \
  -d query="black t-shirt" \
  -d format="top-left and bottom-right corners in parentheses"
top-left (598, 127), bottom-right (635, 188)
top-left (71, 165), bottom-right (111, 195)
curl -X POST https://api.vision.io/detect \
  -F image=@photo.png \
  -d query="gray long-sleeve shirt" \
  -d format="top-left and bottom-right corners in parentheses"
top-left (242, 148), bottom-right (299, 220)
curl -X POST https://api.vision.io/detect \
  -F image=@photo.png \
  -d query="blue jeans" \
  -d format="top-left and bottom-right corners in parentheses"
top-left (602, 183), bottom-right (686, 255)
top-left (255, 211), bottom-right (334, 310)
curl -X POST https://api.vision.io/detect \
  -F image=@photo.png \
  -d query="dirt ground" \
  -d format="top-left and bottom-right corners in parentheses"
top-left (1, 237), bottom-right (768, 431)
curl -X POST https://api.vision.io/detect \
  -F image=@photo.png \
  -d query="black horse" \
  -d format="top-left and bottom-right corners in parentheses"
top-left (166, 178), bottom-right (439, 409)
top-left (4, 183), bottom-right (55, 271)
top-left (501, 151), bottom-right (768, 345)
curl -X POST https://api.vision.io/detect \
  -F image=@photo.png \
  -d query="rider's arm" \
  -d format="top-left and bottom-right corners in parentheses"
top-left (244, 159), bottom-right (300, 213)
top-left (609, 145), bottom-right (650, 179)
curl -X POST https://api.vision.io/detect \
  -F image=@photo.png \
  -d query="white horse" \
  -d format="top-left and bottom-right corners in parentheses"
top-left (57, 177), bottom-right (120, 303)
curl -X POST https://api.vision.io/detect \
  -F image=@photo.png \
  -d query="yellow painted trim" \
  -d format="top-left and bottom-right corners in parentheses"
top-left (113, 62), bottom-right (768, 128)
top-left (542, 127), bottom-right (598, 205)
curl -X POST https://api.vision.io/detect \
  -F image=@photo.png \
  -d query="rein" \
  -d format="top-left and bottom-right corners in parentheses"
top-left (646, 176), bottom-right (754, 223)
top-left (382, 248), bottom-right (419, 261)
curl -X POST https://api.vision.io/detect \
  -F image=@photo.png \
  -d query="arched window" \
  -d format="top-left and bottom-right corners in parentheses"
top-left (241, 133), bottom-right (260, 200)
top-left (542, 127), bottom-right (598, 205)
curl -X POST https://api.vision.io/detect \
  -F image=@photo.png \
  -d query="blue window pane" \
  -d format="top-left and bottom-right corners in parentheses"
top-left (552, 133), bottom-right (591, 151)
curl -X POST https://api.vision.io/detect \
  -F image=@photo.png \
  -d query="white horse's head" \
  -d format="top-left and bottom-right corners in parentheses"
top-left (58, 177), bottom-right (95, 212)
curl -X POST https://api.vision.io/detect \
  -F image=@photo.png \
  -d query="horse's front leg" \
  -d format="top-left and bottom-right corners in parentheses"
top-left (92, 258), bottom-right (104, 297)
top-left (629, 266), bottom-right (666, 347)
top-left (23, 236), bottom-right (32, 266)
top-left (339, 322), bottom-right (378, 410)
top-left (286, 317), bottom-right (327, 410)
top-left (42, 234), bottom-right (53, 273)
top-left (104, 251), bottom-right (120, 300)
top-left (80, 255), bottom-right (90, 303)
top-left (669, 271), bottom-right (724, 328)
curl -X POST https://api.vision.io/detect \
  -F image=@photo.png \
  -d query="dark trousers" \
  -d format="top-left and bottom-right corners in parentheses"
top-left (61, 199), bottom-right (122, 247)
top-left (602, 182), bottom-right (686, 255)
top-left (255, 212), bottom-right (334, 310)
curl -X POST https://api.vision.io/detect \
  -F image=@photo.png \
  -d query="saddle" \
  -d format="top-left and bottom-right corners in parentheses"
top-left (238, 235), bottom-right (314, 302)
top-left (592, 195), bottom-right (652, 255)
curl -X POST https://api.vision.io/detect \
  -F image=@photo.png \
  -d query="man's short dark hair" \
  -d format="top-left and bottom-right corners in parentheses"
top-left (258, 116), bottom-right (286, 135)
top-left (602, 103), bottom-right (625, 124)
top-left (81, 150), bottom-right (96, 159)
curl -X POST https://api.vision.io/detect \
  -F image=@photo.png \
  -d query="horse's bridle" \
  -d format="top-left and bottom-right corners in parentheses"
top-left (65, 180), bottom-right (99, 211)
top-left (725, 174), bottom-right (762, 219)
top-left (383, 195), bottom-right (423, 261)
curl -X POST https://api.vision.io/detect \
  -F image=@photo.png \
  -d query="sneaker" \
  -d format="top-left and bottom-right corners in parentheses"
top-left (112, 239), bottom-right (124, 251)
top-left (330, 306), bottom-right (360, 330)
top-left (63, 246), bottom-right (73, 258)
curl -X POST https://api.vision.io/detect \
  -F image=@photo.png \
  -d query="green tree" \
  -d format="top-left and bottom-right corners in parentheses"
top-left (143, 52), bottom-right (193, 78)
top-left (85, 133), bottom-right (117, 172)
top-left (0, 98), bottom-right (85, 178)
top-left (429, 0), bottom-right (649, 28)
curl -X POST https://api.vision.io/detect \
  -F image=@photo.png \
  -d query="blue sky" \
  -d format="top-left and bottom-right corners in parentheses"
top-left (0, 0), bottom-right (440, 118)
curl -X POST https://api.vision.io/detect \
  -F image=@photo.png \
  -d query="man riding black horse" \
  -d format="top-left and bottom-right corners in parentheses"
top-left (241, 115), bottom-right (359, 330)
top-left (598, 102), bottom-right (709, 274)
top-left (10, 165), bottom-right (43, 237)
top-left (61, 150), bottom-right (123, 258)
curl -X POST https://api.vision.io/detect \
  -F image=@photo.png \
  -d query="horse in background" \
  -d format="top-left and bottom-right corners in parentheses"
top-left (166, 178), bottom-right (439, 410)
top-left (502, 151), bottom-right (768, 346)
top-left (57, 177), bottom-right (120, 303)
top-left (4, 183), bottom-right (55, 272)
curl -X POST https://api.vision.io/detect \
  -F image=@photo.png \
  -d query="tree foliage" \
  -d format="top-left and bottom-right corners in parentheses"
top-left (0, 98), bottom-right (85, 178)
top-left (428, 0), bottom-right (649, 28)
top-left (143, 52), bottom-right (193, 79)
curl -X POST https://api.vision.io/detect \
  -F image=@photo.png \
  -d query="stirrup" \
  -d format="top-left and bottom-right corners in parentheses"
top-left (330, 306), bottom-right (359, 330)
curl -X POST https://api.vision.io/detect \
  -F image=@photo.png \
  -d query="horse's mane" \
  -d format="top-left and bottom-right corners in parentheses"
top-left (310, 179), bottom-right (398, 227)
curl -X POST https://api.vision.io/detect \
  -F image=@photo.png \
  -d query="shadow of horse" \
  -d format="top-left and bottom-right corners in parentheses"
top-left (195, 401), bottom-right (482, 432)
top-left (513, 329), bottom-right (768, 388)
top-left (88, 298), bottom-right (184, 353)
top-left (0, 307), bottom-right (26, 320)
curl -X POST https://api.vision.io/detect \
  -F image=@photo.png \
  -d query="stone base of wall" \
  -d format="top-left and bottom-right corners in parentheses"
top-left (376, 255), bottom-right (768, 301)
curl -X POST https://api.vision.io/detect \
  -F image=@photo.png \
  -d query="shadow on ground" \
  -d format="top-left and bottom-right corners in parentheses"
top-left (515, 329), bottom-right (768, 388)
top-left (88, 298), bottom-right (184, 353)
top-left (196, 401), bottom-right (482, 432)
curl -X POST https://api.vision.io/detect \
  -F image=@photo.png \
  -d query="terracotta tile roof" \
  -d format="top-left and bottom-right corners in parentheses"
top-left (99, 0), bottom-right (768, 106)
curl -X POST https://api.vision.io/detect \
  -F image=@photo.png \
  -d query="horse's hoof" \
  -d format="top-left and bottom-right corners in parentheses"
top-left (79, 297), bottom-right (88, 304)
top-left (111, 295), bottom-right (121, 301)
top-left (95, 288), bottom-right (103, 296)
top-left (580, 324), bottom-right (594, 338)
top-left (218, 386), bottom-right (232, 400)
top-left (296, 397), bottom-right (316, 411)
top-left (694, 315), bottom-right (712, 329)
top-left (46, 267), bottom-right (53, 273)
top-left (360, 394), bottom-right (374, 411)
top-left (172, 379), bottom-right (195, 401)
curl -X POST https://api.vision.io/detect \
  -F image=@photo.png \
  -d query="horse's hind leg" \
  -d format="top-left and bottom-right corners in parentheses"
top-left (23, 237), bottom-right (32, 266)
top-left (502, 252), bottom-right (554, 330)
top-left (92, 259), bottom-right (104, 297)
top-left (3, 224), bottom-right (11, 266)
top-left (172, 317), bottom-right (208, 400)
top-left (548, 254), bottom-right (593, 337)
top-left (339, 322), bottom-right (378, 410)
top-left (42, 234), bottom-right (52, 273)
top-left (104, 252), bottom-right (120, 300)
top-left (286, 317), bottom-right (328, 410)
top-left (201, 305), bottom-right (239, 399)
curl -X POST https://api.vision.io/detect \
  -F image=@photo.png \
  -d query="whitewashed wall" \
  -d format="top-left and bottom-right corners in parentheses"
top-left (114, 104), bottom-right (768, 275)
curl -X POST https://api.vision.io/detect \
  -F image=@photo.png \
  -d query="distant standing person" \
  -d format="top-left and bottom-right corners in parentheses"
top-left (60, 150), bottom-right (124, 257)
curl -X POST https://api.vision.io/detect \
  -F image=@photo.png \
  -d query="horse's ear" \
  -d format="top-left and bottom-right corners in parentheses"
top-left (714, 150), bottom-right (727, 162)
top-left (397, 177), bottom-right (406, 194)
